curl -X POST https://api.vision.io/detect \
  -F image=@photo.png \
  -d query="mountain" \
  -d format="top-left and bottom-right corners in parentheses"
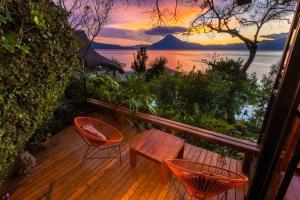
top-left (92, 34), bottom-right (287, 51)
top-left (260, 32), bottom-right (288, 40)
top-left (148, 34), bottom-right (205, 50)
top-left (257, 37), bottom-right (286, 50)
top-left (92, 42), bottom-right (134, 50)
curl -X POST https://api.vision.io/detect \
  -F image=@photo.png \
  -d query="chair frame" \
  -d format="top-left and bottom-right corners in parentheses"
top-left (168, 174), bottom-right (228, 200)
top-left (74, 117), bottom-right (123, 168)
top-left (79, 136), bottom-right (122, 168)
top-left (166, 159), bottom-right (248, 200)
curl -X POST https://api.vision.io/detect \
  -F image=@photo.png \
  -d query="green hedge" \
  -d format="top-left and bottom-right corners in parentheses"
top-left (0, 0), bottom-right (79, 183)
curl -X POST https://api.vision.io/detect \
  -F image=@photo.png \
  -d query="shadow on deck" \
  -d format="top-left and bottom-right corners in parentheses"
top-left (2, 113), bottom-right (247, 200)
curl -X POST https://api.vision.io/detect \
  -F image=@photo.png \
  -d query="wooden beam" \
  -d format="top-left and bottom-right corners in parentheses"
top-left (87, 98), bottom-right (260, 154)
top-left (274, 107), bottom-right (300, 199)
top-left (247, 2), bottom-right (300, 199)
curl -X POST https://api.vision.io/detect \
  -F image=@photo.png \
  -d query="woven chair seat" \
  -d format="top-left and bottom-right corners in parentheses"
top-left (166, 159), bottom-right (248, 199)
top-left (74, 117), bottom-right (123, 147)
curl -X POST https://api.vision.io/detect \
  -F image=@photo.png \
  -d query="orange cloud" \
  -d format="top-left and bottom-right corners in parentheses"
top-left (93, 36), bottom-right (152, 46)
top-left (101, 1), bottom-right (291, 46)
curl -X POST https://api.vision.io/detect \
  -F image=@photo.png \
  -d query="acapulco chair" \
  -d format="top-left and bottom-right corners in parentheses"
top-left (74, 117), bottom-right (124, 167)
top-left (165, 159), bottom-right (248, 200)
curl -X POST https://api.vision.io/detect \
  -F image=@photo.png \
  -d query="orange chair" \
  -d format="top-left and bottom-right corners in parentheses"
top-left (74, 117), bottom-right (124, 167)
top-left (165, 159), bottom-right (248, 200)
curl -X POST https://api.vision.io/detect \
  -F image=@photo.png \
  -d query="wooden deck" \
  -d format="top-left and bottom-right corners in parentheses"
top-left (285, 172), bottom-right (300, 200)
top-left (2, 113), bottom-right (247, 200)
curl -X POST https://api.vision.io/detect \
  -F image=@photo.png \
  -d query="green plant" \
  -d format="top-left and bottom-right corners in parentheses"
top-left (146, 56), bottom-right (167, 81)
top-left (252, 63), bottom-right (280, 130)
top-left (205, 58), bottom-right (258, 123)
top-left (17, 151), bottom-right (36, 176)
top-left (0, 0), bottom-right (79, 183)
top-left (131, 47), bottom-right (148, 75)
top-left (87, 73), bottom-right (156, 114)
top-left (87, 58), bottom-right (263, 158)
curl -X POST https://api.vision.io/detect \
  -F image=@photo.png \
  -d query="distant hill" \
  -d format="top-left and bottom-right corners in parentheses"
top-left (148, 34), bottom-right (206, 50)
top-left (92, 42), bottom-right (134, 50)
top-left (257, 37), bottom-right (286, 50)
top-left (92, 34), bottom-right (287, 51)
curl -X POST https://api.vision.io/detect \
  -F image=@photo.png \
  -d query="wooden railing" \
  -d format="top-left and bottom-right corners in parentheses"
top-left (87, 98), bottom-right (260, 172)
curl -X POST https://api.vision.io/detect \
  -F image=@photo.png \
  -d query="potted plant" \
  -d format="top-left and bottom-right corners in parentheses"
top-left (17, 151), bottom-right (37, 176)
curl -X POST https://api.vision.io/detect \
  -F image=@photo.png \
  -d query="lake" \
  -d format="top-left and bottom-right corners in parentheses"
top-left (96, 49), bottom-right (283, 79)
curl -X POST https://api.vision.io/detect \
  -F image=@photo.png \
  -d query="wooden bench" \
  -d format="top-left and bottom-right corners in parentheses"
top-left (87, 98), bottom-right (260, 172)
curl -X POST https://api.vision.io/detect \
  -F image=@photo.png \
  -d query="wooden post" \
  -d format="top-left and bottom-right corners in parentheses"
top-left (242, 152), bottom-right (253, 174)
top-left (130, 148), bottom-right (137, 167)
top-left (160, 161), bottom-right (169, 183)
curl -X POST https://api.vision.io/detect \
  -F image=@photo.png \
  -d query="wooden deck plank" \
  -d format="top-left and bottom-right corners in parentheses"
top-left (81, 140), bottom-right (142, 199)
top-left (209, 152), bottom-right (220, 200)
top-left (182, 146), bottom-right (206, 200)
top-left (1, 113), bottom-right (246, 200)
top-left (61, 139), bottom-right (134, 199)
top-left (227, 158), bottom-right (238, 200)
top-left (173, 145), bottom-right (201, 200)
top-left (127, 162), bottom-right (159, 200)
top-left (147, 144), bottom-right (192, 200)
top-left (235, 160), bottom-right (246, 200)
top-left (164, 144), bottom-right (197, 200)
top-left (75, 144), bottom-right (136, 197)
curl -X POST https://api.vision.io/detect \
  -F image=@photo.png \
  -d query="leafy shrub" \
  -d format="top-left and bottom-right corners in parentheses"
top-left (146, 56), bottom-right (167, 81)
top-left (205, 58), bottom-right (258, 123)
top-left (87, 73), bottom-right (156, 113)
top-left (131, 47), bottom-right (148, 75)
top-left (252, 63), bottom-right (279, 129)
top-left (88, 58), bottom-right (260, 137)
top-left (86, 57), bottom-right (275, 158)
top-left (0, 0), bottom-right (79, 183)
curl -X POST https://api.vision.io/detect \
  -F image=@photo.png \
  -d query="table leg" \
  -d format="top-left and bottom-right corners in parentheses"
top-left (130, 148), bottom-right (136, 167)
top-left (177, 144), bottom-right (185, 159)
top-left (161, 162), bottom-right (169, 184)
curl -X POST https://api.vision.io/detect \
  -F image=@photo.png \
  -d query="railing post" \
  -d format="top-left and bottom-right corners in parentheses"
top-left (242, 151), bottom-right (254, 174)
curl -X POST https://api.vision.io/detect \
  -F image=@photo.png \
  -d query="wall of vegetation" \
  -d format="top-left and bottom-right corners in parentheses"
top-left (86, 53), bottom-right (277, 157)
top-left (0, 0), bottom-right (79, 183)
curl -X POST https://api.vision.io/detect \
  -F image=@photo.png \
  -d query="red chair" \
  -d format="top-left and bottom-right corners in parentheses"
top-left (165, 159), bottom-right (248, 200)
top-left (74, 117), bottom-right (124, 167)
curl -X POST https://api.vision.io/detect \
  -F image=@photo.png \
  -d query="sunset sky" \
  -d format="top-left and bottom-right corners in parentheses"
top-left (94, 0), bottom-right (292, 46)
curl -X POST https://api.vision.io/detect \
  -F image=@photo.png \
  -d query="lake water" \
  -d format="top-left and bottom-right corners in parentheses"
top-left (96, 49), bottom-right (283, 79)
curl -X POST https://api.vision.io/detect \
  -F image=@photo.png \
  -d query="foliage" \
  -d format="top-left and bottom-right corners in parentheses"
top-left (17, 151), bottom-right (36, 176)
top-left (252, 63), bottom-right (280, 130)
top-left (131, 47), bottom-right (148, 75)
top-left (184, 0), bottom-right (295, 74)
top-left (88, 58), bottom-right (265, 158)
top-left (57, 0), bottom-right (114, 71)
top-left (205, 58), bottom-right (258, 123)
top-left (30, 71), bottom-right (87, 147)
top-left (87, 72), bottom-right (156, 113)
top-left (0, 0), bottom-right (79, 183)
top-left (146, 56), bottom-right (167, 81)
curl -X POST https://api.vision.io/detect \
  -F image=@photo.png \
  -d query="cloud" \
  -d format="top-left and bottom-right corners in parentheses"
top-left (98, 27), bottom-right (161, 43)
top-left (144, 26), bottom-right (188, 36)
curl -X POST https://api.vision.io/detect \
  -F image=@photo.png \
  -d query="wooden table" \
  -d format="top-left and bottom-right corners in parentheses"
top-left (130, 129), bottom-right (185, 183)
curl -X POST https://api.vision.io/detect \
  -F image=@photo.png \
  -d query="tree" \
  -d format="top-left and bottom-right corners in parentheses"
top-left (205, 58), bottom-right (258, 123)
top-left (151, 0), bottom-right (295, 77)
top-left (0, 0), bottom-right (79, 183)
top-left (56, 0), bottom-right (114, 101)
top-left (131, 47), bottom-right (148, 75)
top-left (146, 56), bottom-right (167, 81)
top-left (253, 63), bottom-right (279, 128)
top-left (56, 0), bottom-right (114, 68)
